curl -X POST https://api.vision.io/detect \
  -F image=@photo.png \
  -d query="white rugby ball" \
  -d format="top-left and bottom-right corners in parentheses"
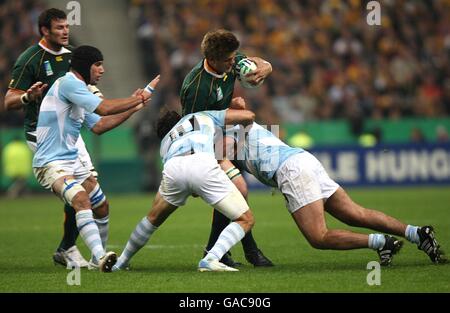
top-left (237, 58), bottom-right (264, 89)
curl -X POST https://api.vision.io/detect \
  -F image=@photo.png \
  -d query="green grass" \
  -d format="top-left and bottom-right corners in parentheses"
top-left (0, 187), bottom-right (449, 292)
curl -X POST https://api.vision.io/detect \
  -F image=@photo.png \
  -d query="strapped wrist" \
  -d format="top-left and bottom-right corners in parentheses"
top-left (20, 93), bottom-right (30, 104)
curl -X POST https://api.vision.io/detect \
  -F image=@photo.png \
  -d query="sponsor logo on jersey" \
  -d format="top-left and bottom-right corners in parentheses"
top-left (56, 56), bottom-right (63, 62)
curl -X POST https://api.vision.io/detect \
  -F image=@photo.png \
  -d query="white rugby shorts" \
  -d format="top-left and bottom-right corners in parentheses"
top-left (33, 158), bottom-right (92, 191)
top-left (275, 151), bottom-right (339, 214)
top-left (28, 133), bottom-right (96, 173)
top-left (159, 152), bottom-right (248, 219)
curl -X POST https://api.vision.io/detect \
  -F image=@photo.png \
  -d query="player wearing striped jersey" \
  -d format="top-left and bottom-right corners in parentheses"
top-left (4, 8), bottom-right (95, 268)
top-left (32, 45), bottom-right (160, 272)
top-left (233, 122), bottom-right (446, 266)
top-left (180, 29), bottom-right (273, 267)
top-left (112, 109), bottom-right (257, 272)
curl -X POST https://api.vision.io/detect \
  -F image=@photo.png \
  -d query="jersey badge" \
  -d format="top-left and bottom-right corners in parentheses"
top-left (217, 87), bottom-right (223, 101)
top-left (44, 60), bottom-right (54, 76)
top-left (55, 56), bottom-right (63, 62)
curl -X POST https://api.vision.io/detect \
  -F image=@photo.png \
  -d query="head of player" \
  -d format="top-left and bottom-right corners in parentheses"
top-left (201, 29), bottom-right (240, 74)
top-left (38, 8), bottom-right (69, 51)
top-left (156, 111), bottom-right (182, 140)
top-left (70, 45), bottom-right (105, 85)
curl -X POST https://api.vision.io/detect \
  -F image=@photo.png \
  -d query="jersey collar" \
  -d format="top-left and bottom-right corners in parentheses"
top-left (39, 39), bottom-right (71, 55)
top-left (203, 59), bottom-right (226, 79)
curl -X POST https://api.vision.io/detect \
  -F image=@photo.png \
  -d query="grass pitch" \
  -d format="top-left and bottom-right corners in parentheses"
top-left (0, 187), bottom-right (449, 292)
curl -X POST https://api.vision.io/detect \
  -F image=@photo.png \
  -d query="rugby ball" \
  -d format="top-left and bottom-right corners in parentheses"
top-left (237, 58), bottom-right (264, 89)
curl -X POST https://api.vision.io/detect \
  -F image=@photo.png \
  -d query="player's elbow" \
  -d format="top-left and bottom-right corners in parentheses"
top-left (91, 123), bottom-right (105, 135)
top-left (94, 101), bottom-right (110, 116)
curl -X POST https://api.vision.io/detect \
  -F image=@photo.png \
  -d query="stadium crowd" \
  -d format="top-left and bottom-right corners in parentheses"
top-left (129, 0), bottom-right (450, 126)
top-left (0, 0), bottom-right (45, 127)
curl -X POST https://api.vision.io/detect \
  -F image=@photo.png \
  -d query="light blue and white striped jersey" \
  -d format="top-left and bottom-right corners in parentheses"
top-left (160, 110), bottom-right (226, 164)
top-left (33, 72), bottom-right (102, 167)
top-left (236, 123), bottom-right (304, 187)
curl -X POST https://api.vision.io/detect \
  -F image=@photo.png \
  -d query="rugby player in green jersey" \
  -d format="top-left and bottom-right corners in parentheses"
top-left (180, 29), bottom-right (274, 267)
top-left (4, 8), bottom-right (94, 268)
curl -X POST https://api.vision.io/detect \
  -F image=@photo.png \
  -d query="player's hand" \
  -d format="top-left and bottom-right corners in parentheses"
top-left (245, 57), bottom-right (272, 85)
top-left (26, 82), bottom-right (48, 101)
top-left (143, 74), bottom-right (161, 99)
top-left (231, 97), bottom-right (246, 110)
top-left (131, 88), bottom-right (144, 97)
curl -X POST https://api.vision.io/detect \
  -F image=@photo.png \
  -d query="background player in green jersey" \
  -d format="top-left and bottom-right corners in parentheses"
top-left (4, 8), bottom-right (92, 268)
top-left (180, 29), bottom-right (274, 267)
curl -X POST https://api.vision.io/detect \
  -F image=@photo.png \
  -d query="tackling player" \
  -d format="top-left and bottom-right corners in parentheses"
top-left (112, 108), bottom-right (257, 272)
top-left (232, 122), bottom-right (447, 266)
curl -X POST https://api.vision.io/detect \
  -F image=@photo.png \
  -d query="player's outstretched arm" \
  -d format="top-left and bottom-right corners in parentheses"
top-left (94, 75), bottom-right (160, 116)
top-left (4, 82), bottom-right (48, 111)
top-left (225, 108), bottom-right (255, 126)
top-left (91, 88), bottom-right (146, 135)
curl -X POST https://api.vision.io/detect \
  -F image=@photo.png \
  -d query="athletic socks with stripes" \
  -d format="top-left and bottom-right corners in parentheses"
top-left (76, 210), bottom-right (104, 261)
top-left (114, 217), bottom-right (157, 270)
top-left (204, 222), bottom-right (245, 261)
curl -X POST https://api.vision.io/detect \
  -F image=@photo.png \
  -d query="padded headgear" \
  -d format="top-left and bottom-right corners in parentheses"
top-left (71, 45), bottom-right (103, 84)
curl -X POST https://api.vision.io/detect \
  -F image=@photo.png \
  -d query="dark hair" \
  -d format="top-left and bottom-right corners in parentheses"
top-left (156, 111), bottom-right (182, 140)
top-left (201, 29), bottom-right (240, 61)
top-left (38, 8), bottom-right (67, 36)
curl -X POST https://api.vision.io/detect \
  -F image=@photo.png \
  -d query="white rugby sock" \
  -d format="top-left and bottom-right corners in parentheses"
top-left (76, 210), bottom-right (104, 261)
top-left (115, 217), bottom-right (157, 269)
top-left (205, 222), bottom-right (245, 261)
top-left (368, 233), bottom-right (386, 250)
top-left (405, 225), bottom-right (420, 244)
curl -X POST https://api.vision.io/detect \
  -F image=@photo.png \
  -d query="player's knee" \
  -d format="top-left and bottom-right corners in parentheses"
top-left (71, 190), bottom-right (91, 211)
top-left (306, 231), bottom-right (329, 250)
top-left (235, 209), bottom-right (255, 232)
top-left (93, 200), bottom-right (109, 219)
top-left (60, 178), bottom-right (87, 208)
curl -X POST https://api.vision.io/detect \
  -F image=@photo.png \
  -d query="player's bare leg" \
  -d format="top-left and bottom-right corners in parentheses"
top-left (81, 175), bottom-right (110, 268)
top-left (204, 135), bottom-right (273, 266)
top-left (113, 192), bottom-right (177, 271)
top-left (51, 176), bottom-right (116, 272)
top-left (292, 199), bottom-right (403, 266)
top-left (325, 187), bottom-right (446, 264)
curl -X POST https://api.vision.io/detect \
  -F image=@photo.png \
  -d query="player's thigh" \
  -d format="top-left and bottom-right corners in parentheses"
top-left (291, 199), bottom-right (328, 244)
top-left (324, 187), bottom-right (366, 222)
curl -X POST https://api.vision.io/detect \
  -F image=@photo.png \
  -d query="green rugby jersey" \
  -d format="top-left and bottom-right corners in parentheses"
top-left (8, 40), bottom-right (72, 140)
top-left (180, 52), bottom-right (246, 116)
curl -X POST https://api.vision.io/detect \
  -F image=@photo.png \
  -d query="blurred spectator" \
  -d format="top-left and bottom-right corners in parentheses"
top-left (436, 125), bottom-right (449, 142)
top-left (0, 0), bottom-right (44, 127)
top-left (410, 127), bottom-right (427, 143)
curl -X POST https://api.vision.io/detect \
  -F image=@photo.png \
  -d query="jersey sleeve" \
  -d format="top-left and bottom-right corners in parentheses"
top-left (83, 112), bottom-right (101, 130)
top-left (59, 79), bottom-right (102, 113)
top-left (8, 57), bottom-right (35, 91)
top-left (202, 110), bottom-right (226, 128)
